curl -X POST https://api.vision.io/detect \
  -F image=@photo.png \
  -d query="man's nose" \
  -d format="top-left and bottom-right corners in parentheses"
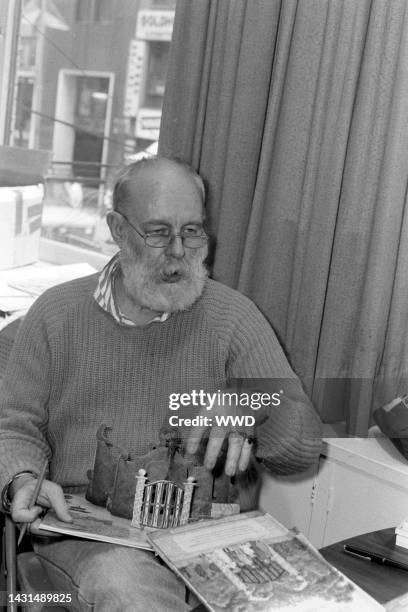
top-left (165, 234), bottom-right (185, 258)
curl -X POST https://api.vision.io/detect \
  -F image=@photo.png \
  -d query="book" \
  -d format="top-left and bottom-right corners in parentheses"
top-left (385, 592), bottom-right (408, 611)
top-left (395, 533), bottom-right (408, 549)
top-left (148, 511), bottom-right (385, 611)
top-left (395, 520), bottom-right (408, 550)
top-left (39, 492), bottom-right (154, 551)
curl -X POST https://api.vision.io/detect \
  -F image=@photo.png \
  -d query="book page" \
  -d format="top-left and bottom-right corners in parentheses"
top-left (40, 493), bottom-right (154, 551)
top-left (150, 513), bottom-right (287, 563)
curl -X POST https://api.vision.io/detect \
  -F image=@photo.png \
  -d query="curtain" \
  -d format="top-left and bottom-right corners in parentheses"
top-left (160, 0), bottom-right (408, 435)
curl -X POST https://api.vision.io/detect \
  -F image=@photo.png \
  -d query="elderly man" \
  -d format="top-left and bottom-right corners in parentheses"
top-left (0, 157), bottom-right (321, 611)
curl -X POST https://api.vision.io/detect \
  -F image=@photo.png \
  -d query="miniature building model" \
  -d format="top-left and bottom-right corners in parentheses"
top-left (86, 424), bottom-right (243, 528)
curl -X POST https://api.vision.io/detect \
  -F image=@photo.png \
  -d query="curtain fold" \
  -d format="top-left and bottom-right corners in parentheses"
top-left (160, 0), bottom-right (408, 434)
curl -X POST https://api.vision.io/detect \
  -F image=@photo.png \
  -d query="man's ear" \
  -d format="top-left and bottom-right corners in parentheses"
top-left (106, 211), bottom-right (126, 246)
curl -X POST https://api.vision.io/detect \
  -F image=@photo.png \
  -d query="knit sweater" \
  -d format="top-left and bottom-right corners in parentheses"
top-left (0, 274), bottom-right (322, 492)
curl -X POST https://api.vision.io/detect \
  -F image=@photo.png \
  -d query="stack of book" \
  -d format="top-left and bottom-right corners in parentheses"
top-left (395, 519), bottom-right (408, 549)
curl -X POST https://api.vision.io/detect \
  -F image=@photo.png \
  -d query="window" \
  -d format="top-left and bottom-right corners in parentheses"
top-left (76, 0), bottom-right (93, 22)
top-left (144, 41), bottom-right (171, 108)
top-left (6, 0), bottom-right (175, 260)
top-left (13, 77), bottom-right (34, 147)
top-left (94, 0), bottom-right (112, 22)
top-left (76, 0), bottom-right (112, 23)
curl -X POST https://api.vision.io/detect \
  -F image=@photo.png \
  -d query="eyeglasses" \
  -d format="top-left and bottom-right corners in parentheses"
top-left (119, 213), bottom-right (208, 249)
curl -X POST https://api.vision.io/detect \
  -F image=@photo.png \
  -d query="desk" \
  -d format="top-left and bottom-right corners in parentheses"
top-left (0, 260), bottom-right (99, 378)
top-left (320, 528), bottom-right (408, 605)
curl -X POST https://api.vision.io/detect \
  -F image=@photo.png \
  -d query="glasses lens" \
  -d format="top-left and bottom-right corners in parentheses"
top-left (145, 235), bottom-right (170, 247)
top-left (145, 235), bottom-right (208, 248)
top-left (183, 236), bottom-right (207, 248)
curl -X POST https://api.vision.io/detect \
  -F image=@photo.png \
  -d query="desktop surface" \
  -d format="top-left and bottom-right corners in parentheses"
top-left (320, 528), bottom-right (408, 604)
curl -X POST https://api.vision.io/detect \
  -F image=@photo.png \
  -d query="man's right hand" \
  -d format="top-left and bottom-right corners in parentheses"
top-left (10, 475), bottom-right (73, 537)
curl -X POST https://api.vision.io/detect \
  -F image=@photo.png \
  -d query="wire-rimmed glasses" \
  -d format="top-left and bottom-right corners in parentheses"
top-left (119, 212), bottom-right (208, 249)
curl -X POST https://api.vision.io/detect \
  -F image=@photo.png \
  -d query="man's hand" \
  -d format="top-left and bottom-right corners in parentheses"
top-left (186, 402), bottom-right (257, 476)
top-left (11, 475), bottom-right (72, 537)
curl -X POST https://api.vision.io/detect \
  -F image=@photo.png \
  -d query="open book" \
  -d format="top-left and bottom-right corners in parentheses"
top-left (39, 493), bottom-right (154, 551)
top-left (148, 511), bottom-right (384, 611)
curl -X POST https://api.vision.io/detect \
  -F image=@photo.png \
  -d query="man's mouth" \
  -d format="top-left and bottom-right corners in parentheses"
top-left (161, 270), bottom-right (185, 283)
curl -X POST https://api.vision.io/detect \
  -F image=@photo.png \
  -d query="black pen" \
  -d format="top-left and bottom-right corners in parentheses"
top-left (343, 544), bottom-right (408, 571)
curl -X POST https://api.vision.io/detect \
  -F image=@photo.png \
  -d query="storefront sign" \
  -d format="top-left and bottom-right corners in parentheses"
top-left (135, 108), bottom-right (162, 140)
top-left (136, 10), bottom-right (174, 41)
top-left (124, 39), bottom-right (146, 117)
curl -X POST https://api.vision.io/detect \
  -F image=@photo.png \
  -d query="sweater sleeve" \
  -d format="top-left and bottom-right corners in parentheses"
top-left (0, 299), bottom-right (52, 492)
top-left (225, 294), bottom-right (322, 475)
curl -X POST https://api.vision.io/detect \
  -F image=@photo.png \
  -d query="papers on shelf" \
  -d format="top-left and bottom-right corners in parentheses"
top-left (0, 278), bottom-right (35, 312)
top-left (0, 262), bottom-right (96, 314)
top-left (0, 262), bottom-right (96, 297)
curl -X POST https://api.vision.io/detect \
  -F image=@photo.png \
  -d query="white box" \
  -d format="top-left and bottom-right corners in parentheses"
top-left (0, 184), bottom-right (44, 269)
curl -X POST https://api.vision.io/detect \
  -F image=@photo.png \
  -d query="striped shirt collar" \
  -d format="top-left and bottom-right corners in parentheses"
top-left (94, 254), bottom-right (169, 326)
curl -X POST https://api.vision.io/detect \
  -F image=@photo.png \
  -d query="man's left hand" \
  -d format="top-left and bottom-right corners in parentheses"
top-left (186, 403), bottom-right (257, 476)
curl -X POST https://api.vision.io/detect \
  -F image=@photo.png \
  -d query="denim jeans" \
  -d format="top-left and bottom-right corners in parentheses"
top-left (33, 537), bottom-right (193, 612)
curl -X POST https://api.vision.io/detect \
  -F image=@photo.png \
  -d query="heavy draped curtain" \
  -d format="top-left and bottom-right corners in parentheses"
top-left (159, 0), bottom-right (408, 435)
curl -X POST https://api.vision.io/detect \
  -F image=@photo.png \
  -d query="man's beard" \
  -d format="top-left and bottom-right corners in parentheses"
top-left (119, 242), bottom-right (208, 313)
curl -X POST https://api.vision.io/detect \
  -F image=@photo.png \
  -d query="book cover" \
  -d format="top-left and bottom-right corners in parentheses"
top-left (39, 492), bottom-right (154, 551)
top-left (148, 512), bottom-right (384, 611)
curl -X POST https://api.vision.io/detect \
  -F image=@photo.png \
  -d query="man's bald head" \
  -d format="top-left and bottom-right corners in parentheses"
top-left (112, 157), bottom-right (205, 217)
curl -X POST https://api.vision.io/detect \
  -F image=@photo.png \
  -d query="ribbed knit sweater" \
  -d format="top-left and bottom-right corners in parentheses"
top-left (0, 274), bottom-right (322, 492)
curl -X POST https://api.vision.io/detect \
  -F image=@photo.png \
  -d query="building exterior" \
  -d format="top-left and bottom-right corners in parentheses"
top-left (12, 0), bottom-right (176, 182)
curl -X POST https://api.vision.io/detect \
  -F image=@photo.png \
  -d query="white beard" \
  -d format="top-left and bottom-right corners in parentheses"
top-left (119, 244), bottom-right (208, 313)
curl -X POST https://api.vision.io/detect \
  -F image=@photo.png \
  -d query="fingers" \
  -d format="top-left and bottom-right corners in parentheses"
top-left (225, 434), bottom-right (255, 475)
top-left (185, 405), bottom-right (255, 475)
top-left (204, 425), bottom-right (228, 470)
top-left (27, 518), bottom-right (63, 539)
top-left (13, 503), bottom-right (43, 524)
top-left (237, 438), bottom-right (254, 472)
top-left (186, 422), bottom-right (207, 455)
top-left (39, 481), bottom-right (73, 523)
top-left (11, 479), bottom-right (72, 525)
top-left (204, 430), bottom-right (254, 475)
top-left (12, 482), bottom-right (44, 523)
top-left (225, 432), bottom-right (245, 476)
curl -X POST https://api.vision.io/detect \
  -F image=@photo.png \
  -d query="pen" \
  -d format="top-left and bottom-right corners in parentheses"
top-left (343, 544), bottom-right (408, 571)
top-left (17, 459), bottom-right (48, 546)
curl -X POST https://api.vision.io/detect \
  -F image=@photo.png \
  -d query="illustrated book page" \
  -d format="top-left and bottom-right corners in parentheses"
top-left (39, 492), bottom-right (154, 551)
top-left (148, 511), bottom-right (385, 611)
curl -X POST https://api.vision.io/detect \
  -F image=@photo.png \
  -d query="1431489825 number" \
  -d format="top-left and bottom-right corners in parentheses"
top-left (7, 592), bottom-right (72, 604)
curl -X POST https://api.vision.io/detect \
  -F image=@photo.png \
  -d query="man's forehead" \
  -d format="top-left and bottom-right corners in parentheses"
top-left (125, 162), bottom-right (204, 222)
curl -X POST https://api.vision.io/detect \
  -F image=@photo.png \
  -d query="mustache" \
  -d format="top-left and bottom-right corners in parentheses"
top-left (160, 261), bottom-right (188, 277)
top-left (145, 254), bottom-right (202, 281)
